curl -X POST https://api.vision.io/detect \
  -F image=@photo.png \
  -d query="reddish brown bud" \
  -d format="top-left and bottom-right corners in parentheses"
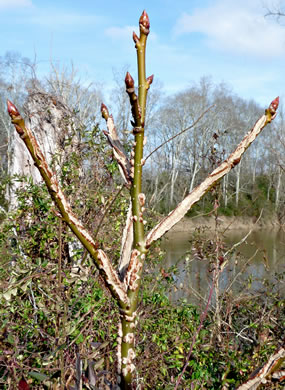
top-left (266, 96), bottom-right (279, 120)
top-left (101, 103), bottom-right (109, 120)
top-left (7, 100), bottom-right (20, 117)
top-left (7, 99), bottom-right (25, 135)
top-left (146, 74), bottom-right (154, 86)
top-left (139, 10), bottom-right (150, 29)
top-left (218, 256), bottom-right (225, 265)
top-left (139, 10), bottom-right (150, 34)
top-left (269, 96), bottom-right (279, 113)
top-left (133, 31), bottom-right (139, 45)
top-left (125, 72), bottom-right (135, 89)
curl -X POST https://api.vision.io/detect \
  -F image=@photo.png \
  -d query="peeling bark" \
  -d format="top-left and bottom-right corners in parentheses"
top-left (103, 114), bottom-right (132, 186)
top-left (124, 249), bottom-right (143, 290)
top-left (117, 322), bottom-right (123, 376)
top-left (7, 100), bottom-right (129, 307)
top-left (6, 10), bottom-right (280, 389)
top-left (146, 100), bottom-right (279, 247)
top-left (119, 201), bottom-right (133, 279)
top-left (236, 346), bottom-right (285, 390)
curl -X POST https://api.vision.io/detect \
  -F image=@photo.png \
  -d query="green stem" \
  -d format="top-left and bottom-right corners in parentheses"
top-left (120, 12), bottom-right (151, 389)
top-left (137, 33), bottom-right (147, 124)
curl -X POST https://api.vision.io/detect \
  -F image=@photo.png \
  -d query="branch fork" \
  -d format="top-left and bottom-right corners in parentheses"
top-left (7, 100), bottom-right (129, 307)
top-left (146, 97), bottom-right (279, 246)
top-left (7, 9), bottom-right (280, 389)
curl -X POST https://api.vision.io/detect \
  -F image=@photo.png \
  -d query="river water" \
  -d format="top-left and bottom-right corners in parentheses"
top-left (161, 226), bottom-right (285, 304)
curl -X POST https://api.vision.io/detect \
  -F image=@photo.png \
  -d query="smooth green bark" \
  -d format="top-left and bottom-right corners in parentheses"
top-left (120, 12), bottom-right (151, 389)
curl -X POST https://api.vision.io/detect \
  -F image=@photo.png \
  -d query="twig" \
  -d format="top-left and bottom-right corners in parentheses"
top-left (236, 322), bottom-right (258, 343)
top-left (223, 230), bottom-right (253, 259)
top-left (93, 184), bottom-right (125, 240)
top-left (222, 209), bottom-right (263, 258)
top-left (220, 330), bottom-right (254, 343)
top-left (145, 105), bottom-right (214, 162)
top-left (58, 218), bottom-right (63, 288)
top-left (146, 98), bottom-right (279, 247)
top-left (186, 284), bottom-right (213, 309)
top-left (38, 285), bottom-right (58, 303)
top-left (28, 282), bottom-right (38, 310)
top-left (224, 249), bottom-right (258, 295)
top-left (174, 269), bottom-right (217, 390)
top-left (68, 306), bottom-right (102, 348)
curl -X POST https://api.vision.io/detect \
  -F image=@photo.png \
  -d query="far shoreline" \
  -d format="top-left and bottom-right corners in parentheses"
top-left (166, 215), bottom-right (282, 235)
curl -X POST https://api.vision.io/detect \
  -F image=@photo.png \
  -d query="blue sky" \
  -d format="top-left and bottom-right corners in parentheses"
top-left (1, 0), bottom-right (285, 107)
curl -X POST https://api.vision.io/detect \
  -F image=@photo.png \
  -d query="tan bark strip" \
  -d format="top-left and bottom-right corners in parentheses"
top-left (117, 322), bottom-right (123, 375)
top-left (122, 348), bottom-right (136, 377)
top-left (272, 370), bottom-right (285, 381)
top-left (7, 101), bottom-right (129, 306)
top-left (119, 201), bottom-right (133, 278)
top-left (124, 249), bottom-right (143, 290)
top-left (103, 115), bottom-right (132, 186)
top-left (235, 346), bottom-right (285, 390)
top-left (146, 98), bottom-right (279, 247)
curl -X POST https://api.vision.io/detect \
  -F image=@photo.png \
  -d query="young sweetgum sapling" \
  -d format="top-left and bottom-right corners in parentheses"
top-left (7, 10), bottom-right (280, 390)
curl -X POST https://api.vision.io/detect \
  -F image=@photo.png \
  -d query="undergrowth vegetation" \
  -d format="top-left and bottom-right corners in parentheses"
top-left (0, 10), bottom-right (284, 390)
top-left (0, 176), bottom-right (284, 388)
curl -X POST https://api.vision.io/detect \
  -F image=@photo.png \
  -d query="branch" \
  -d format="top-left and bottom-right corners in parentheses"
top-left (101, 103), bottom-right (132, 187)
top-left (265, 7), bottom-right (285, 21)
top-left (93, 184), bottom-right (125, 240)
top-left (125, 71), bottom-right (143, 130)
top-left (7, 100), bottom-right (129, 307)
top-left (146, 97), bottom-right (279, 247)
top-left (235, 345), bottom-right (285, 390)
top-left (145, 104), bottom-right (214, 162)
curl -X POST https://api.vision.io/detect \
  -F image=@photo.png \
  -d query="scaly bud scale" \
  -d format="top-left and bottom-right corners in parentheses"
top-left (7, 100), bottom-right (20, 117)
top-left (269, 96), bottom-right (279, 113)
top-left (101, 103), bottom-right (110, 120)
top-left (125, 72), bottom-right (135, 90)
top-left (139, 10), bottom-right (150, 32)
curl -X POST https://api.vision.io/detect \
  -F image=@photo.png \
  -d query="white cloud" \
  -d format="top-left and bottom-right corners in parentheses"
top-left (30, 12), bottom-right (98, 27)
top-left (174, 0), bottom-right (285, 58)
top-left (0, 0), bottom-right (32, 8)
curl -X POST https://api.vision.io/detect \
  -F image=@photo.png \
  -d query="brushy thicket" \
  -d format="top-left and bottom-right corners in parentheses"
top-left (0, 158), bottom-right (284, 388)
top-left (185, 174), bottom-right (277, 220)
top-left (0, 99), bottom-right (284, 389)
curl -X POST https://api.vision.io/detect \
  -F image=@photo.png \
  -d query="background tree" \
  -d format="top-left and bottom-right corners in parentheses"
top-left (5, 10), bottom-right (281, 390)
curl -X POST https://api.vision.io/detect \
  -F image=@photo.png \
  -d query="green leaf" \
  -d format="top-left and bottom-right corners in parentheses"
top-left (7, 333), bottom-right (15, 345)
top-left (29, 371), bottom-right (49, 381)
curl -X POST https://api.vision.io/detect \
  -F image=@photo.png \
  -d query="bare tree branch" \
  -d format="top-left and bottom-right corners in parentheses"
top-left (146, 97), bottom-right (279, 247)
top-left (144, 104), bottom-right (215, 162)
top-left (7, 100), bottom-right (129, 306)
top-left (93, 184), bottom-right (125, 241)
top-left (102, 104), bottom-right (132, 186)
